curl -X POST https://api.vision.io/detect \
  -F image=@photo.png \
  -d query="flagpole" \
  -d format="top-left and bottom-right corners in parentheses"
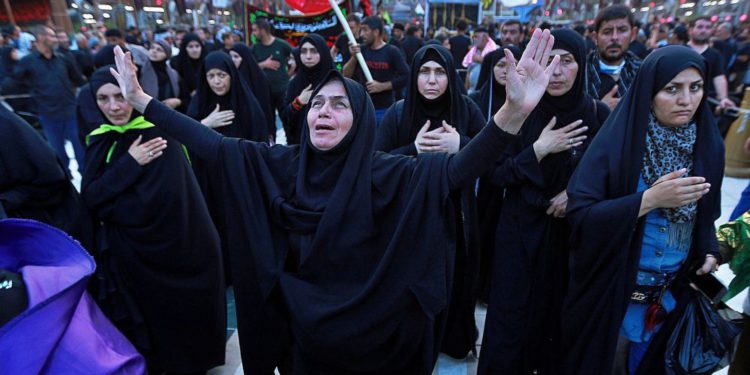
top-left (327, 0), bottom-right (373, 82)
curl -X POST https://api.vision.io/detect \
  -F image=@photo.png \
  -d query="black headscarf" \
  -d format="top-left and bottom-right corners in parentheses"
top-left (401, 45), bottom-right (470, 139)
top-left (474, 46), bottom-right (522, 119)
top-left (170, 33), bottom-right (205, 94)
top-left (187, 51), bottom-right (268, 141)
top-left (281, 34), bottom-right (335, 145)
top-left (207, 70), bottom-right (461, 373)
top-left (284, 34), bottom-right (334, 109)
top-left (561, 46), bottom-right (724, 375)
top-left (150, 42), bottom-right (177, 101)
top-left (538, 28), bottom-right (587, 120)
top-left (82, 66), bottom-right (225, 371)
top-left (229, 43), bottom-right (276, 138)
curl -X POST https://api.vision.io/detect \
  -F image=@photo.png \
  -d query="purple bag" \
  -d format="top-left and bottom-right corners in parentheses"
top-left (0, 219), bottom-right (145, 375)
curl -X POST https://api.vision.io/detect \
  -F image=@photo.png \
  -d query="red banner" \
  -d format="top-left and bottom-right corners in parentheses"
top-left (247, 1), bottom-right (351, 47)
top-left (284, 0), bottom-right (334, 15)
top-left (0, 0), bottom-right (51, 24)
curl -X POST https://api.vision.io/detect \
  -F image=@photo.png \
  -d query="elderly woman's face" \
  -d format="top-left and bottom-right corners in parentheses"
top-left (307, 80), bottom-right (353, 151)
top-left (417, 60), bottom-right (449, 100)
top-left (546, 48), bottom-right (578, 96)
top-left (206, 68), bottom-right (231, 96)
top-left (652, 67), bottom-right (703, 127)
top-left (96, 83), bottom-right (134, 126)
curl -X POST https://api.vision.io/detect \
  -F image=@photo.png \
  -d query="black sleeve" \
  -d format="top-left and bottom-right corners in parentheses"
top-left (375, 103), bottom-right (417, 156)
top-left (64, 55), bottom-right (86, 86)
top-left (486, 141), bottom-right (546, 189)
top-left (143, 99), bottom-right (223, 163)
top-left (280, 81), bottom-right (301, 127)
top-left (447, 119), bottom-right (518, 190)
top-left (595, 100), bottom-right (612, 124)
top-left (709, 50), bottom-right (726, 77)
top-left (390, 47), bottom-right (409, 90)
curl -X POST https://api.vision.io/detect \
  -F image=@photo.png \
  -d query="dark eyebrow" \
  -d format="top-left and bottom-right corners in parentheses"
top-left (312, 94), bottom-right (349, 101)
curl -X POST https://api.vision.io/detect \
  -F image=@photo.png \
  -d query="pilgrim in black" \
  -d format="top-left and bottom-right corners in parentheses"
top-left (560, 46), bottom-right (724, 375)
top-left (0, 104), bottom-right (90, 246)
top-left (375, 44), bottom-right (484, 359)
top-left (187, 50), bottom-right (269, 284)
top-left (81, 66), bottom-right (225, 373)
top-left (148, 40), bottom-right (185, 111)
top-left (281, 34), bottom-right (334, 145)
top-left (170, 32), bottom-right (206, 99)
top-left (470, 46), bottom-right (522, 304)
top-left (110, 29), bottom-right (559, 374)
top-left (229, 43), bottom-right (276, 141)
top-left (478, 29), bottom-right (610, 375)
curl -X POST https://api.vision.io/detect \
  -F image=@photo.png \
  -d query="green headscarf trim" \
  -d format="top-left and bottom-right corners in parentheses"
top-left (86, 116), bottom-right (191, 164)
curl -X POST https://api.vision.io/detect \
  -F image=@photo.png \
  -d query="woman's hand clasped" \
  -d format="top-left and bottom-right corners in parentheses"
top-left (128, 135), bottom-right (167, 166)
top-left (414, 120), bottom-right (461, 154)
top-left (640, 168), bottom-right (710, 217)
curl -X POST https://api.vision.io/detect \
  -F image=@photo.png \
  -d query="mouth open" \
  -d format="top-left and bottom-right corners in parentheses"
top-left (315, 124), bottom-right (335, 131)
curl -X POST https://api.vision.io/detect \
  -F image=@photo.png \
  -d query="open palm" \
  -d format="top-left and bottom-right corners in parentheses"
top-left (504, 29), bottom-right (559, 115)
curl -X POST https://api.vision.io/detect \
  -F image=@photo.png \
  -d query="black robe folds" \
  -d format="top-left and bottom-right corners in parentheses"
top-left (280, 34), bottom-right (334, 145)
top-left (81, 67), bottom-right (225, 373)
top-left (230, 42), bottom-right (276, 140)
top-left (375, 45), bottom-right (485, 359)
top-left (478, 29), bottom-right (609, 375)
top-left (141, 70), bottom-right (516, 374)
top-left (0, 104), bottom-right (90, 246)
top-left (560, 46), bottom-right (724, 375)
top-left (170, 33), bottom-right (205, 96)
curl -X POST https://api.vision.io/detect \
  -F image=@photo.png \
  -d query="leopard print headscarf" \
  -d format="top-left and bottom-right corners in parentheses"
top-left (641, 112), bottom-right (698, 224)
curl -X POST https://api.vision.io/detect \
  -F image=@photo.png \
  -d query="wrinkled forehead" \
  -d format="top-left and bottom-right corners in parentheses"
top-left (314, 79), bottom-right (348, 99)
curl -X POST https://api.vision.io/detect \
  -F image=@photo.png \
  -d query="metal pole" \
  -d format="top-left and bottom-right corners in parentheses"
top-left (2, 0), bottom-right (14, 25)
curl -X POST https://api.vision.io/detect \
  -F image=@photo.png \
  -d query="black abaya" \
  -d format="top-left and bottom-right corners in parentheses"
top-left (81, 67), bottom-right (225, 373)
top-left (140, 70), bottom-right (517, 374)
top-left (230, 43), bottom-right (276, 140)
top-left (0, 104), bottom-right (90, 246)
top-left (375, 44), bottom-right (485, 359)
top-left (478, 29), bottom-right (610, 375)
top-left (170, 33), bottom-right (205, 96)
top-left (560, 45), bottom-right (724, 375)
top-left (280, 34), bottom-right (334, 145)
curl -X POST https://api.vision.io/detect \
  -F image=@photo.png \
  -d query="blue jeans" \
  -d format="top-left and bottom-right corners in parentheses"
top-left (38, 115), bottom-right (86, 175)
top-left (375, 108), bottom-right (387, 128)
top-left (730, 181), bottom-right (750, 221)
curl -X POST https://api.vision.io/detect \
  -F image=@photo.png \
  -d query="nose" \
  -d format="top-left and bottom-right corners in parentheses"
top-left (318, 101), bottom-right (332, 117)
top-left (676, 88), bottom-right (690, 106)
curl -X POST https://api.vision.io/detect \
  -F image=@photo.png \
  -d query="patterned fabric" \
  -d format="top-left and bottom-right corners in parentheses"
top-left (586, 50), bottom-right (642, 100)
top-left (716, 211), bottom-right (750, 301)
top-left (641, 113), bottom-right (697, 224)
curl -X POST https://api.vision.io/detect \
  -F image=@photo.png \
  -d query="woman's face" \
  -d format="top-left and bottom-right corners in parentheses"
top-left (417, 60), bottom-right (449, 100)
top-left (206, 68), bottom-right (231, 96)
top-left (148, 43), bottom-right (168, 62)
top-left (546, 48), bottom-right (578, 96)
top-left (96, 83), bottom-right (134, 126)
top-left (229, 50), bottom-right (242, 68)
top-left (307, 80), bottom-right (353, 151)
top-left (300, 42), bottom-right (320, 68)
top-left (652, 67), bottom-right (704, 127)
top-left (186, 40), bottom-right (202, 59)
top-left (492, 57), bottom-right (509, 86)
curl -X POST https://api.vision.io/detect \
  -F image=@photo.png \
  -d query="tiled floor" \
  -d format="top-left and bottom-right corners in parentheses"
top-left (66, 138), bottom-right (748, 375)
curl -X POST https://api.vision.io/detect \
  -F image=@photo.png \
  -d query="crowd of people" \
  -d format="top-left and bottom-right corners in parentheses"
top-left (2, 4), bottom-right (750, 375)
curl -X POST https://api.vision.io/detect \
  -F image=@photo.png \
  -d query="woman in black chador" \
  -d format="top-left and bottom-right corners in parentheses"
top-left (469, 45), bottom-right (521, 303)
top-left (478, 29), bottom-right (610, 375)
top-left (109, 29), bottom-right (558, 374)
top-left (229, 42), bottom-right (276, 142)
top-left (81, 66), bottom-right (225, 374)
top-left (561, 46), bottom-right (724, 375)
top-left (187, 50), bottom-right (269, 284)
top-left (375, 44), bottom-right (485, 359)
top-left (281, 33), bottom-right (334, 145)
top-left (170, 32), bottom-right (206, 101)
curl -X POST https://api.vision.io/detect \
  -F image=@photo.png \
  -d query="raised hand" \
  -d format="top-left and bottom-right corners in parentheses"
top-left (503, 29), bottom-right (558, 116)
top-left (298, 84), bottom-right (314, 106)
top-left (111, 46), bottom-right (153, 113)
